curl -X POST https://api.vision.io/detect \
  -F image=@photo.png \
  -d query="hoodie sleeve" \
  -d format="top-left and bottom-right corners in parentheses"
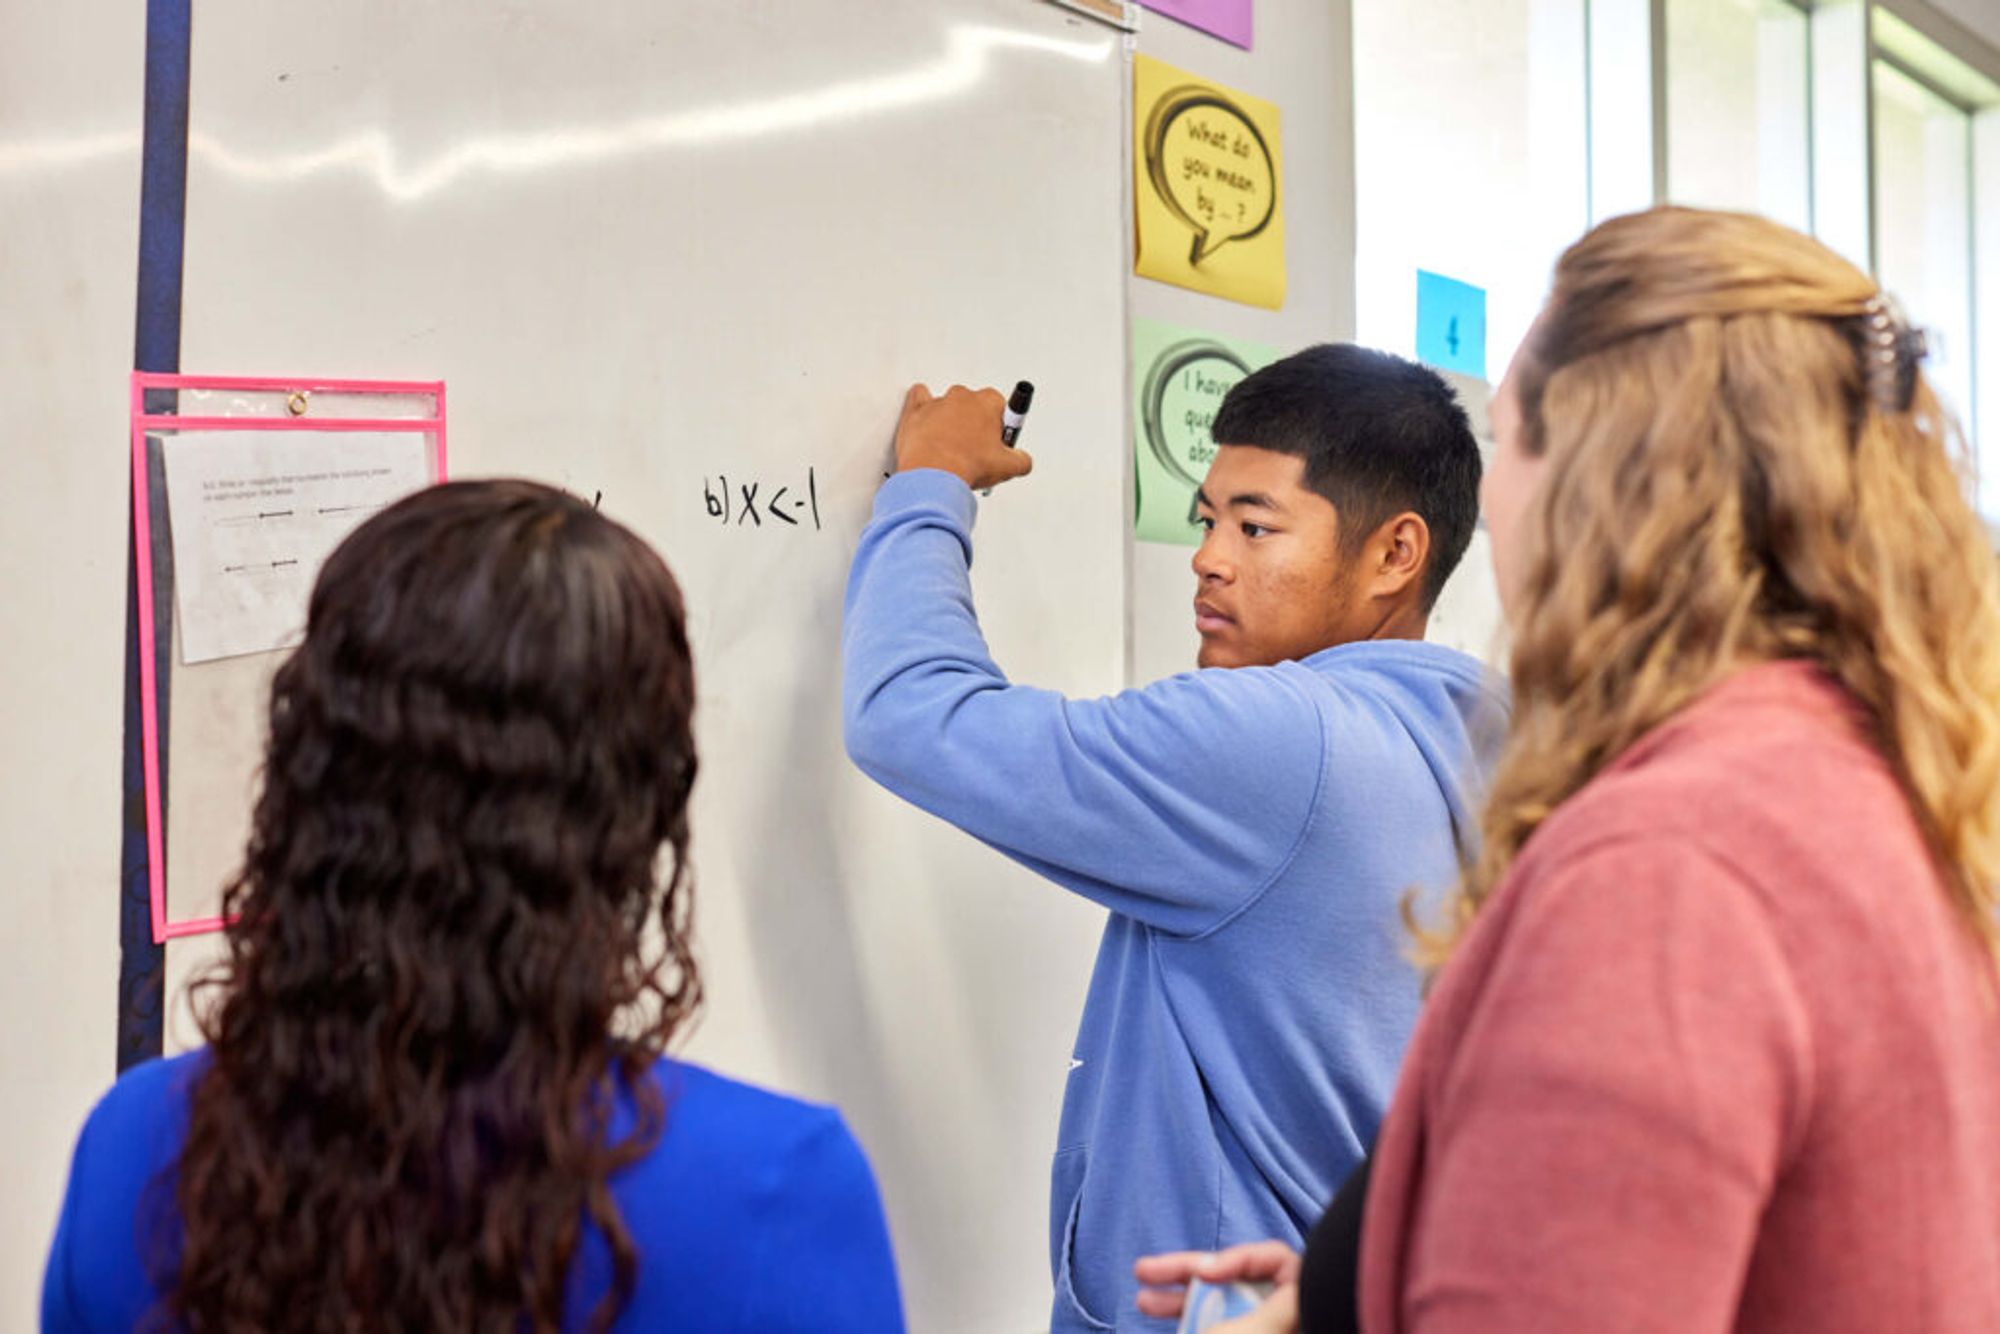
top-left (842, 469), bottom-right (1325, 936)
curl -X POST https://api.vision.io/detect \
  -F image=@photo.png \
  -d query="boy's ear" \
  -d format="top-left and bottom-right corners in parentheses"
top-left (1371, 512), bottom-right (1431, 599)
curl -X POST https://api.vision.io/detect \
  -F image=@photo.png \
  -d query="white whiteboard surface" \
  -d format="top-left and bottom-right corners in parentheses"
top-left (170, 3), bottom-right (1130, 1329)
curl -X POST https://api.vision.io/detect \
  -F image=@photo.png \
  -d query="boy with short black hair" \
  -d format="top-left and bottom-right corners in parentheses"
top-left (842, 345), bottom-right (1503, 1331)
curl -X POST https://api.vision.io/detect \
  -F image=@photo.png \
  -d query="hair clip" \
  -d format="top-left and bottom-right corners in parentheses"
top-left (1858, 293), bottom-right (1927, 415)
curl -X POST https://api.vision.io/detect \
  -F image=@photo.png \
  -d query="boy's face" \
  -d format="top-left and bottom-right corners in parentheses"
top-left (1191, 446), bottom-right (1370, 669)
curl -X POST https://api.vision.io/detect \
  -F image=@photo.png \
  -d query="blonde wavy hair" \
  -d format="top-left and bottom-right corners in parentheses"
top-left (1412, 205), bottom-right (2000, 968)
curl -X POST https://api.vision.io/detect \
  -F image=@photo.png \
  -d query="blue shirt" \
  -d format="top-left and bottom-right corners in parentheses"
top-left (843, 470), bottom-right (1505, 1331)
top-left (42, 1051), bottom-right (905, 1332)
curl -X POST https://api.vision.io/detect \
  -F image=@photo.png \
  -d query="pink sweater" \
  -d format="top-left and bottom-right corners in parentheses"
top-left (1359, 661), bottom-right (2000, 1331)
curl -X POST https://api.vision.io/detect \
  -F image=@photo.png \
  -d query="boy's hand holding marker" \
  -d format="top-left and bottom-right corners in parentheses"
top-left (894, 381), bottom-right (1035, 492)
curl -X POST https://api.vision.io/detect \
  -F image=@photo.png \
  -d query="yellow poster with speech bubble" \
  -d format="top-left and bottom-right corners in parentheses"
top-left (1133, 55), bottom-right (1285, 310)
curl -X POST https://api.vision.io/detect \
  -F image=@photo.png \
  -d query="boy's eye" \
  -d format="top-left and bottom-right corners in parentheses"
top-left (1195, 516), bottom-right (1215, 531)
top-left (1242, 522), bottom-right (1269, 538)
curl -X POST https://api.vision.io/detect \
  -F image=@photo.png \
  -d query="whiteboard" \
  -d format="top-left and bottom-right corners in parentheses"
top-left (167, 2), bottom-right (1132, 1328)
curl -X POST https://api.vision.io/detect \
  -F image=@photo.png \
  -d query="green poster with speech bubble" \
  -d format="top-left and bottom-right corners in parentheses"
top-left (1133, 318), bottom-right (1282, 546)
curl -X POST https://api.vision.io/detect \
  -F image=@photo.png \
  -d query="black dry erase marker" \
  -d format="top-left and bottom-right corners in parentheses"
top-left (1001, 380), bottom-right (1035, 445)
top-left (981, 380), bottom-right (1035, 497)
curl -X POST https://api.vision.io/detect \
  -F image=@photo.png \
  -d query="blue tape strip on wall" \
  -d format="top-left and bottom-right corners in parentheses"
top-left (119, 0), bottom-right (192, 1071)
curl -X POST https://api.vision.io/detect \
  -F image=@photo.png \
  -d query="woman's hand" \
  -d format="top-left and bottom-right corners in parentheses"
top-left (1133, 1240), bottom-right (1303, 1325)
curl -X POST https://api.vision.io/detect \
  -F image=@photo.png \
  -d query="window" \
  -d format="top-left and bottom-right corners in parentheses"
top-left (1665, 0), bottom-right (1812, 231)
top-left (1873, 61), bottom-right (1974, 439)
top-left (1354, 0), bottom-right (2000, 529)
top-left (1871, 5), bottom-right (2000, 525)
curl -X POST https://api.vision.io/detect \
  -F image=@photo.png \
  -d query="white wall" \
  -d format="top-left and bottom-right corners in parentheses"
top-left (1351, 0), bottom-right (1576, 663)
top-left (0, 2), bottom-right (145, 1320)
top-left (1127, 0), bottom-right (1358, 684)
top-left (1355, 0), bottom-right (1588, 374)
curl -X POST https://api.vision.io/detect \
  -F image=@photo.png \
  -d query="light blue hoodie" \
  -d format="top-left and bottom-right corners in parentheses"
top-left (842, 470), bottom-right (1506, 1331)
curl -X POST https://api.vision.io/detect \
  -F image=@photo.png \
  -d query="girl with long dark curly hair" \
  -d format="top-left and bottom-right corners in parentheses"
top-left (43, 479), bottom-right (904, 1332)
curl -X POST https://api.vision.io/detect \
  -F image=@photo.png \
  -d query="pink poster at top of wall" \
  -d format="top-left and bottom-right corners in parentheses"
top-left (1139, 0), bottom-right (1252, 49)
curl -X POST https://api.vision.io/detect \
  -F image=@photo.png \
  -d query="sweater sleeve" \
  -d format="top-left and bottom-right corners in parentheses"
top-left (1401, 840), bottom-right (1815, 1333)
top-left (40, 1109), bottom-right (93, 1333)
top-left (841, 470), bottom-right (1325, 936)
top-left (746, 1110), bottom-right (906, 1333)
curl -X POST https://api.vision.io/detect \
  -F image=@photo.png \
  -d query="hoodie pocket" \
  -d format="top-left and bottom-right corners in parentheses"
top-left (1050, 1145), bottom-right (1113, 1330)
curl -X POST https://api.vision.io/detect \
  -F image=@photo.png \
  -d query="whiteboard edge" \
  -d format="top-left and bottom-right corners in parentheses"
top-left (1041, 0), bottom-right (1141, 34)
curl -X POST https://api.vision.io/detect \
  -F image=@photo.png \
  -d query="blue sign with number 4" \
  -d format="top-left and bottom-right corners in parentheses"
top-left (1415, 269), bottom-right (1487, 380)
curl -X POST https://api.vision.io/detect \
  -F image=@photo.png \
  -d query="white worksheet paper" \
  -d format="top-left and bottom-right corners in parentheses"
top-left (161, 430), bottom-right (433, 664)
